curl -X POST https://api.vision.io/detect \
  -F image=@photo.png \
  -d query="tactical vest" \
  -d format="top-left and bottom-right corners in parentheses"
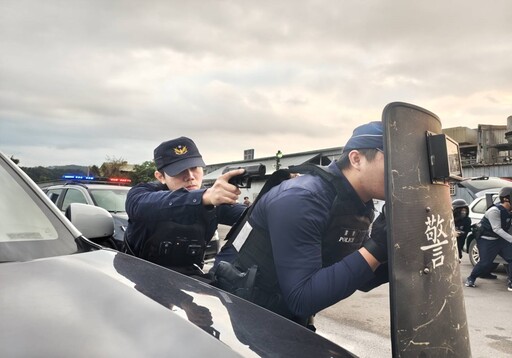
top-left (480, 204), bottom-right (512, 239)
top-left (135, 209), bottom-right (216, 273)
top-left (223, 164), bottom-right (374, 320)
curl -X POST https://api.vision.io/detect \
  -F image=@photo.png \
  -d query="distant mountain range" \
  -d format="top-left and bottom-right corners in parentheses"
top-left (46, 165), bottom-right (89, 173)
top-left (20, 165), bottom-right (91, 184)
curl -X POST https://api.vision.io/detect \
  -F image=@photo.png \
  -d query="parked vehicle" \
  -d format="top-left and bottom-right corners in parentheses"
top-left (41, 178), bottom-right (220, 258)
top-left (1, 151), bottom-right (353, 357)
top-left (42, 178), bottom-right (130, 249)
top-left (452, 176), bottom-right (512, 204)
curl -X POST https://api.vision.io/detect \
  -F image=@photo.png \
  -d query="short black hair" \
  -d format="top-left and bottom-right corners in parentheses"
top-left (335, 148), bottom-right (380, 170)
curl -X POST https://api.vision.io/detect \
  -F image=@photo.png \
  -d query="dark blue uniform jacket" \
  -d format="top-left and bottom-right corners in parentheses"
top-left (216, 161), bottom-right (388, 317)
top-left (125, 182), bottom-right (245, 255)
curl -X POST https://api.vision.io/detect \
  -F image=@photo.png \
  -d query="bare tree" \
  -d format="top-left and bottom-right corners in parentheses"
top-left (9, 155), bottom-right (20, 165)
top-left (100, 156), bottom-right (127, 177)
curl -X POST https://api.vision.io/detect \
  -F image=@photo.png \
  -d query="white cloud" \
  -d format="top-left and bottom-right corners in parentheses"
top-left (1, 0), bottom-right (512, 167)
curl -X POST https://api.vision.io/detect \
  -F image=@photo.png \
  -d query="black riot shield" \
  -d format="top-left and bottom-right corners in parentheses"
top-left (383, 102), bottom-right (471, 357)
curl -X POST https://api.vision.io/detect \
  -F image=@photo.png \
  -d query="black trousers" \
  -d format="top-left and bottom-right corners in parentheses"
top-left (469, 237), bottom-right (512, 282)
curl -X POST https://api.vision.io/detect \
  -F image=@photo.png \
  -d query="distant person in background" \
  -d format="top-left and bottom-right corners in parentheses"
top-left (243, 196), bottom-right (251, 206)
top-left (452, 199), bottom-right (472, 262)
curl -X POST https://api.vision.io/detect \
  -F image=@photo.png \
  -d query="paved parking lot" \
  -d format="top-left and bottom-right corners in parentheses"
top-left (316, 256), bottom-right (511, 358)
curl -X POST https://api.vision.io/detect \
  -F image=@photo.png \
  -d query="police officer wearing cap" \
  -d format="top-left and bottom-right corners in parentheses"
top-left (213, 122), bottom-right (389, 328)
top-left (465, 187), bottom-right (512, 291)
top-left (124, 137), bottom-right (246, 275)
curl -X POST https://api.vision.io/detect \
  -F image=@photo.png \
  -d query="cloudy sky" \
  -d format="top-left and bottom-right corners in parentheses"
top-left (1, 1), bottom-right (512, 168)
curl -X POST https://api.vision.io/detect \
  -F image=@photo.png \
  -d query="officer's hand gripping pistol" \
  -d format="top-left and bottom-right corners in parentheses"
top-left (223, 164), bottom-right (266, 188)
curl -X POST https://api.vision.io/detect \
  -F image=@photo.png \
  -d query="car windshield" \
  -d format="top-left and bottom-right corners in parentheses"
top-left (0, 168), bottom-right (58, 243)
top-left (90, 188), bottom-right (129, 213)
top-left (0, 158), bottom-right (79, 262)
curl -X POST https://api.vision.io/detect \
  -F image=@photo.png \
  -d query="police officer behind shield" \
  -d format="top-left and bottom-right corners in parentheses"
top-left (465, 187), bottom-right (512, 291)
top-left (452, 199), bottom-right (472, 262)
top-left (124, 137), bottom-right (246, 275)
top-left (212, 122), bottom-right (389, 327)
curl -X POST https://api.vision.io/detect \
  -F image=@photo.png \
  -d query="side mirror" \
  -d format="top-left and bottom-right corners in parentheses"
top-left (65, 203), bottom-right (114, 239)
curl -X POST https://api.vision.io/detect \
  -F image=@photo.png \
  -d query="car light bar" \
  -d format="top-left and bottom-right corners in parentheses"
top-left (108, 177), bottom-right (132, 183)
top-left (62, 175), bottom-right (95, 180)
top-left (61, 175), bottom-right (132, 184)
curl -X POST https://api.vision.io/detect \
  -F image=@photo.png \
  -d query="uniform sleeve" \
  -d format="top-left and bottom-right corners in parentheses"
top-left (487, 208), bottom-right (512, 243)
top-left (463, 217), bottom-right (472, 235)
top-left (126, 183), bottom-right (207, 224)
top-left (265, 188), bottom-right (378, 318)
top-left (459, 217), bottom-right (472, 241)
top-left (216, 203), bottom-right (246, 226)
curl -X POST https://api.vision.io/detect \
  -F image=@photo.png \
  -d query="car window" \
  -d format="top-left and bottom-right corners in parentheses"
top-left (62, 188), bottom-right (88, 211)
top-left (90, 188), bottom-right (128, 213)
top-left (472, 198), bottom-right (488, 214)
top-left (472, 194), bottom-right (499, 215)
top-left (46, 188), bottom-right (63, 203)
top-left (0, 170), bottom-right (58, 243)
top-left (0, 161), bottom-right (80, 262)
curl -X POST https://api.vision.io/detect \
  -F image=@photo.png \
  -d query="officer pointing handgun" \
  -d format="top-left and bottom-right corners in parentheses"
top-left (212, 122), bottom-right (389, 328)
top-left (124, 137), bottom-right (246, 276)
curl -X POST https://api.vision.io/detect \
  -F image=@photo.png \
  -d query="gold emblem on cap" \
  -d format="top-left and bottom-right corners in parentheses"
top-left (174, 145), bottom-right (188, 155)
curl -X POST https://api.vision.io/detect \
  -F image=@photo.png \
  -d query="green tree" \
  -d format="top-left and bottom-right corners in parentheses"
top-left (88, 165), bottom-right (101, 177)
top-left (21, 166), bottom-right (87, 184)
top-left (21, 166), bottom-right (53, 183)
top-left (130, 160), bottom-right (156, 184)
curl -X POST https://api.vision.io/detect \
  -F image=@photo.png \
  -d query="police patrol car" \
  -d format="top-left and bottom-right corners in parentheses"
top-left (42, 175), bottom-right (131, 249)
top-left (41, 175), bottom-right (220, 258)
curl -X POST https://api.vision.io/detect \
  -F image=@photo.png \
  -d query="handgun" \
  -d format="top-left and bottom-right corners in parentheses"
top-left (222, 164), bottom-right (266, 188)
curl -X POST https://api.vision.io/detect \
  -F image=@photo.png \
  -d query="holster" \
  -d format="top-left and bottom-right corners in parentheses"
top-left (213, 261), bottom-right (258, 301)
top-left (139, 220), bottom-right (207, 269)
top-left (471, 223), bottom-right (483, 240)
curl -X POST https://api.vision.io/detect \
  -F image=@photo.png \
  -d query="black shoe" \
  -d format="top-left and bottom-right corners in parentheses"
top-left (465, 277), bottom-right (476, 287)
top-left (480, 273), bottom-right (498, 280)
